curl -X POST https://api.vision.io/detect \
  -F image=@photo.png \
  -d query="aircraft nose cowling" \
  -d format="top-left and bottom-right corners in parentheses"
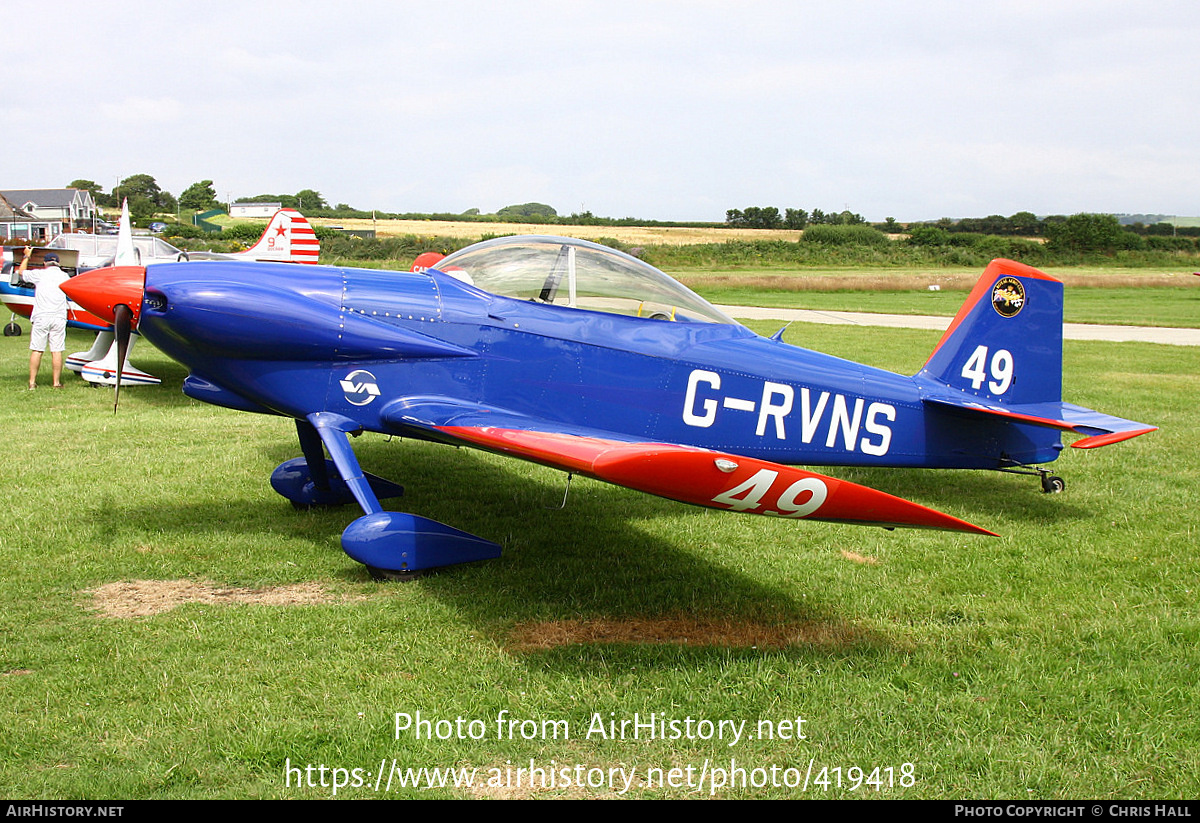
top-left (60, 266), bottom-right (147, 327)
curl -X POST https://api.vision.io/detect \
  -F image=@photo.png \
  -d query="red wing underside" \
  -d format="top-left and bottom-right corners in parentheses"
top-left (436, 425), bottom-right (995, 536)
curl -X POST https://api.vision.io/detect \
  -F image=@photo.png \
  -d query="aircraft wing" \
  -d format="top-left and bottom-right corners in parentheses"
top-left (380, 397), bottom-right (996, 535)
top-left (920, 392), bottom-right (1157, 449)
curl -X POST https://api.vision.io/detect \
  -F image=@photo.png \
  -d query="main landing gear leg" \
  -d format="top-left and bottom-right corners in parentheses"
top-left (270, 413), bottom-right (501, 578)
top-left (270, 417), bottom-right (404, 509)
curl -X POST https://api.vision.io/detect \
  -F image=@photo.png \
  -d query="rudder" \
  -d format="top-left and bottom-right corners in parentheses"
top-left (238, 208), bottom-right (321, 264)
top-left (919, 258), bottom-right (1063, 407)
top-left (917, 258), bottom-right (1156, 456)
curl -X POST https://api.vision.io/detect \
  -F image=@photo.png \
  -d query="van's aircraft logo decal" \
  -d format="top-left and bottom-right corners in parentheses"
top-left (991, 276), bottom-right (1025, 318)
top-left (341, 370), bottom-right (381, 405)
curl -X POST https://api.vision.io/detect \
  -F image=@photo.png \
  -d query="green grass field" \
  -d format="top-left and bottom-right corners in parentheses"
top-left (2, 314), bottom-right (1197, 798)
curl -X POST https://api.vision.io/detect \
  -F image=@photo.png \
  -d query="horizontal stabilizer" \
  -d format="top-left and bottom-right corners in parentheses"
top-left (921, 393), bottom-right (1157, 449)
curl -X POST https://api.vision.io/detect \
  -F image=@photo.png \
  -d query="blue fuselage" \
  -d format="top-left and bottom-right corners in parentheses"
top-left (137, 261), bottom-right (1060, 470)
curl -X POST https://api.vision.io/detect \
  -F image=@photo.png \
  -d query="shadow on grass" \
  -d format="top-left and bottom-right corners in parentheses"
top-left (84, 432), bottom-right (897, 659)
top-left (55, 332), bottom-right (1103, 665)
top-left (72, 405), bottom-right (1112, 665)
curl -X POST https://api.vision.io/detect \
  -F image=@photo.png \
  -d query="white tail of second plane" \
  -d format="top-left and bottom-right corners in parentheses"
top-left (226, 208), bottom-right (320, 264)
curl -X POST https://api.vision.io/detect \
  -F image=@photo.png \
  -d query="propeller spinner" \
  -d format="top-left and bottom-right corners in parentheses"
top-left (60, 266), bottom-right (147, 411)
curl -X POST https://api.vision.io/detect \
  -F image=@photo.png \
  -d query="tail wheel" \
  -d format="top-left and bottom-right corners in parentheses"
top-left (1041, 474), bottom-right (1065, 494)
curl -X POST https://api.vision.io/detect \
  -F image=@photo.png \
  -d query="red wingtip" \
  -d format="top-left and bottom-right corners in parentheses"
top-left (1071, 427), bottom-right (1158, 449)
top-left (60, 266), bottom-right (147, 327)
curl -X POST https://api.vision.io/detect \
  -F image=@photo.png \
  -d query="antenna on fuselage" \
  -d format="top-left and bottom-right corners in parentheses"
top-left (567, 245), bottom-right (577, 308)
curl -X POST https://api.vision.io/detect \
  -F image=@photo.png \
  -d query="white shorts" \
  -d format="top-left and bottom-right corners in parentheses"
top-left (30, 315), bottom-right (67, 352)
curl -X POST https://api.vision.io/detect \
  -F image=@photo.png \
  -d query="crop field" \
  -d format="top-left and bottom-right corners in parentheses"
top-left (311, 217), bottom-right (803, 246)
top-left (2, 296), bottom-right (1196, 798)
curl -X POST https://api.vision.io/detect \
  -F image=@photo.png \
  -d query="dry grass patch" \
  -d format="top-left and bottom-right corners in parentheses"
top-left (466, 773), bottom-right (610, 800)
top-left (507, 615), bottom-right (870, 651)
top-left (88, 579), bottom-right (347, 618)
top-left (679, 271), bottom-right (1200, 292)
top-left (680, 272), bottom-right (977, 292)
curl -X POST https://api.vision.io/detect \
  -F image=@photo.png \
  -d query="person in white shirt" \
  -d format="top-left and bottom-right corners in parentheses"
top-left (18, 247), bottom-right (70, 389)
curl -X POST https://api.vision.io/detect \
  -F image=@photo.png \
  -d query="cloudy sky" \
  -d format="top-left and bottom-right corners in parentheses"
top-left (4, 0), bottom-right (1198, 222)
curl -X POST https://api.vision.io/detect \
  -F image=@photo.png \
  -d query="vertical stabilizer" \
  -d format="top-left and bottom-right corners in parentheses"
top-left (919, 259), bottom-right (1063, 407)
top-left (916, 259), bottom-right (1155, 456)
top-left (114, 199), bottom-right (138, 266)
top-left (232, 208), bottom-right (321, 264)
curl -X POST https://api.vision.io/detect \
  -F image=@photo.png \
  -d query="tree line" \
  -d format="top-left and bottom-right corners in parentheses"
top-left (916, 212), bottom-right (1198, 238)
top-left (725, 207), bottom-right (868, 230)
top-left (727, 205), bottom-right (1200, 242)
top-left (64, 177), bottom-right (724, 229)
top-left (66, 176), bottom-right (331, 222)
top-left (727, 206), bottom-right (1054, 235)
top-left (63, 177), bottom-right (1198, 251)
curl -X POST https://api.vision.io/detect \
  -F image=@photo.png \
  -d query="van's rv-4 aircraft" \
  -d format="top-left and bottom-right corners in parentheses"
top-left (2, 207), bottom-right (319, 385)
top-left (61, 236), bottom-right (1155, 579)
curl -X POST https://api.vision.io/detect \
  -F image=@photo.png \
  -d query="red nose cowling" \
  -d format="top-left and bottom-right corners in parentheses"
top-left (60, 266), bottom-right (147, 327)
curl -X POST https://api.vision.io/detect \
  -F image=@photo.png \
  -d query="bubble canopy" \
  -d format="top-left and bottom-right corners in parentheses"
top-left (433, 235), bottom-right (736, 325)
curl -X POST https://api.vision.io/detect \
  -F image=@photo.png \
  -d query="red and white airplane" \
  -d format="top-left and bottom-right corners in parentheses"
top-left (3, 207), bottom-right (320, 385)
top-left (183, 208), bottom-right (320, 264)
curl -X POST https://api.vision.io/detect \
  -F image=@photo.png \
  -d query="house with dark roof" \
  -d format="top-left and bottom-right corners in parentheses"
top-left (0, 192), bottom-right (60, 242)
top-left (0, 188), bottom-right (97, 233)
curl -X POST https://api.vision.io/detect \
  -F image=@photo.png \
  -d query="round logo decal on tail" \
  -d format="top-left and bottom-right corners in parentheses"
top-left (991, 276), bottom-right (1025, 318)
top-left (340, 369), bottom-right (380, 406)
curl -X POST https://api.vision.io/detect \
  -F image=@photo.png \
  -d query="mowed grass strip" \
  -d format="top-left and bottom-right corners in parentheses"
top-left (1, 320), bottom-right (1195, 799)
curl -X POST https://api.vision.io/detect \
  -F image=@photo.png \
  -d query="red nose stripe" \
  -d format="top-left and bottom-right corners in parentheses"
top-left (60, 266), bottom-right (147, 327)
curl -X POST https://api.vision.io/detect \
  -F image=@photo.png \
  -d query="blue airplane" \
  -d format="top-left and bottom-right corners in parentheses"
top-left (61, 235), bottom-right (1155, 579)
